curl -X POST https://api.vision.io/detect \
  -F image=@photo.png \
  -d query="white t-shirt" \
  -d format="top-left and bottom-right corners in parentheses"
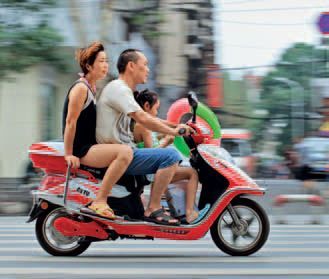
top-left (96, 79), bottom-right (141, 146)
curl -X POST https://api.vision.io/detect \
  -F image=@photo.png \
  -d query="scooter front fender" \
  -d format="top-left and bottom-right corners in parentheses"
top-left (195, 186), bottom-right (266, 233)
top-left (228, 186), bottom-right (266, 197)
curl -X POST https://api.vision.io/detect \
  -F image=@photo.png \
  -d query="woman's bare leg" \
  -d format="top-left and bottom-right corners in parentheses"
top-left (171, 167), bottom-right (199, 222)
top-left (80, 144), bottom-right (133, 204)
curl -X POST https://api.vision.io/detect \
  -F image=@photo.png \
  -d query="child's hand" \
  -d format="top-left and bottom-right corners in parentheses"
top-left (159, 135), bottom-right (175, 148)
top-left (164, 135), bottom-right (175, 145)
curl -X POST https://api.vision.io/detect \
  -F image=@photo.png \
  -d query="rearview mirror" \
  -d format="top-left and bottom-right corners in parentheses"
top-left (187, 91), bottom-right (198, 123)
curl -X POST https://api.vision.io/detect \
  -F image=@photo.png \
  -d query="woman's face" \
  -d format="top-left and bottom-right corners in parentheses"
top-left (90, 51), bottom-right (109, 80)
top-left (145, 100), bottom-right (160, 117)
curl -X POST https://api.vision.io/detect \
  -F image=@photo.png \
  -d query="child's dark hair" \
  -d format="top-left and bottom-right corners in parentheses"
top-left (134, 89), bottom-right (159, 109)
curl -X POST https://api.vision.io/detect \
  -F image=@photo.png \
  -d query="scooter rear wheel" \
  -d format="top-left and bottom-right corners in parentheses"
top-left (210, 197), bottom-right (270, 256)
top-left (36, 207), bottom-right (90, 256)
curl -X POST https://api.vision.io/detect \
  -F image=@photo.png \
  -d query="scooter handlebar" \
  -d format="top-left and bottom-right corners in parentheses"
top-left (178, 128), bottom-right (186, 135)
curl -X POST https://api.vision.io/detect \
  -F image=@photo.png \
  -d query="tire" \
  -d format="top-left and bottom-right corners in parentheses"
top-left (210, 197), bottom-right (270, 256)
top-left (35, 207), bottom-right (90, 256)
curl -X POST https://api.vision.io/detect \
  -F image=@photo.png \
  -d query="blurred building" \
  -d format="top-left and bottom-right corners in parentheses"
top-left (206, 71), bottom-right (263, 129)
top-left (0, 0), bottom-right (157, 177)
top-left (0, 0), bottom-right (216, 178)
top-left (156, 0), bottom-right (216, 117)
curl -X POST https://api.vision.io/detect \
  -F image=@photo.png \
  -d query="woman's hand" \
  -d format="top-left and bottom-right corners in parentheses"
top-left (65, 155), bottom-right (80, 169)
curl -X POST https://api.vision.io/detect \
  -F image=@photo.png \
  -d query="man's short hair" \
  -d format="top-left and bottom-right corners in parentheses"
top-left (117, 49), bottom-right (141, 74)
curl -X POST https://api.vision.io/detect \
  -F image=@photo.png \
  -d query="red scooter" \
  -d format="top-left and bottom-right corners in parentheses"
top-left (27, 94), bottom-right (269, 256)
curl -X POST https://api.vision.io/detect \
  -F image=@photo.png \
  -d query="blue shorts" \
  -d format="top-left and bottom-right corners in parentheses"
top-left (125, 147), bottom-right (182, 175)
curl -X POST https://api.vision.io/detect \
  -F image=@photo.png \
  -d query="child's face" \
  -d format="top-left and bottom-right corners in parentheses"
top-left (145, 100), bottom-right (160, 117)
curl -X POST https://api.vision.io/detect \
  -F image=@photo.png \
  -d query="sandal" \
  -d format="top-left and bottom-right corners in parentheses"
top-left (186, 204), bottom-right (211, 224)
top-left (186, 211), bottom-right (199, 224)
top-left (144, 208), bottom-right (180, 226)
top-left (81, 203), bottom-right (116, 220)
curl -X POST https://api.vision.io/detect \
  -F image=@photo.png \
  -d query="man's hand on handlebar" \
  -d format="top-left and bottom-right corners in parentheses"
top-left (174, 124), bottom-right (196, 137)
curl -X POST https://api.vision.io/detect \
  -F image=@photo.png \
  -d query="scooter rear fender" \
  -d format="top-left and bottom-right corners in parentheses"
top-left (26, 190), bottom-right (63, 223)
top-left (26, 198), bottom-right (58, 223)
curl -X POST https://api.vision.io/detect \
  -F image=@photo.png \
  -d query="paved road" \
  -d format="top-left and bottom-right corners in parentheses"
top-left (0, 216), bottom-right (329, 278)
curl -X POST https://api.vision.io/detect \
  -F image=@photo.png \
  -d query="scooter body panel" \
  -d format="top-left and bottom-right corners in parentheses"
top-left (30, 184), bottom-right (264, 241)
top-left (54, 217), bottom-right (108, 239)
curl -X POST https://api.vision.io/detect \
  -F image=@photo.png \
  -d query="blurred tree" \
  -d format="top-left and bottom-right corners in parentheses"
top-left (123, 0), bottom-right (166, 48)
top-left (256, 43), bottom-right (327, 154)
top-left (0, 0), bottom-right (68, 80)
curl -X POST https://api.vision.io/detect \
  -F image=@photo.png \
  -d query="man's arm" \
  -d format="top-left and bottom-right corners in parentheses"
top-left (130, 110), bottom-right (176, 136)
top-left (159, 119), bottom-right (177, 128)
top-left (129, 110), bottom-right (192, 136)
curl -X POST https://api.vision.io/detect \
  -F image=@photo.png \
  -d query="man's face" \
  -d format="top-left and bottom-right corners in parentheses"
top-left (133, 52), bottom-right (149, 84)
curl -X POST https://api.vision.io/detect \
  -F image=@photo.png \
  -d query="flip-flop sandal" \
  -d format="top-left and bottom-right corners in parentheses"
top-left (186, 211), bottom-right (199, 224)
top-left (144, 208), bottom-right (180, 226)
top-left (188, 204), bottom-right (211, 224)
top-left (83, 202), bottom-right (115, 214)
top-left (81, 203), bottom-right (116, 220)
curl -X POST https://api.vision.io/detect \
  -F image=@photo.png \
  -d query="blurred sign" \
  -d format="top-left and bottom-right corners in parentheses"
top-left (317, 12), bottom-right (329, 35)
top-left (319, 121), bottom-right (329, 137)
top-left (206, 64), bottom-right (223, 108)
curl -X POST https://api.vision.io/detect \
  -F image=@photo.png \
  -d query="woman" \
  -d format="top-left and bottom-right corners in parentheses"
top-left (133, 89), bottom-right (209, 224)
top-left (63, 41), bottom-right (133, 219)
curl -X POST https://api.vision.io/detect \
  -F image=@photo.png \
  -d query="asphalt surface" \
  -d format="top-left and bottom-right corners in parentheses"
top-left (0, 216), bottom-right (329, 278)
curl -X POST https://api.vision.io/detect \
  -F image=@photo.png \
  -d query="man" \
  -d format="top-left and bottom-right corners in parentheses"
top-left (96, 49), bottom-right (194, 225)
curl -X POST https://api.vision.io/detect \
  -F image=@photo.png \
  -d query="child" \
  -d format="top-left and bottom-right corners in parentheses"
top-left (134, 89), bottom-right (209, 224)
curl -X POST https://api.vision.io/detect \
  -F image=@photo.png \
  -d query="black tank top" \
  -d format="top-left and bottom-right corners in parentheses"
top-left (62, 80), bottom-right (97, 157)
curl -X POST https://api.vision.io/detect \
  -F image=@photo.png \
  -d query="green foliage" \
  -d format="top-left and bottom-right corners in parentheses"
top-left (0, 0), bottom-right (56, 12)
top-left (256, 43), bottom-right (328, 154)
top-left (0, 0), bottom-right (68, 80)
top-left (128, 0), bottom-right (166, 42)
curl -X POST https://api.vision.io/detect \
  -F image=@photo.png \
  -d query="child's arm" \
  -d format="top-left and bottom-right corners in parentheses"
top-left (134, 123), bottom-right (153, 148)
top-left (140, 126), bottom-right (153, 148)
top-left (158, 135), bottom-right (175, 148)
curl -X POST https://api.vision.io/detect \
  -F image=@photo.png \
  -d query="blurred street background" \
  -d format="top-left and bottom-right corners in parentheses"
top-left (1, 0), bottom-right (328, 217)
top-left (0, 0), bottom-right (329, 276)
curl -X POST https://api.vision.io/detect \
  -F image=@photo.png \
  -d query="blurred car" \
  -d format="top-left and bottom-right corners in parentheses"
top-left (255, 156), bottom-right (288, 179)
top-left (296, 137), bottom-right (329, 180)
top-left (220, 129), bottom-right (256, 176)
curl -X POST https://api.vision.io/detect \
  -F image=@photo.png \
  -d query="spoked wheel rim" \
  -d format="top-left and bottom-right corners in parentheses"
top-left (42, 208), bottom-right (83, 252)
top-left (217, 205), bottom-right (262, 252)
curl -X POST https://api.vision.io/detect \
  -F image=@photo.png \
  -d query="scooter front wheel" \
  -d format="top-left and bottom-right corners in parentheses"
top-left (210, 197), bottom-right (270, 256)
top-left (35, 207), bottom-right (90, 256)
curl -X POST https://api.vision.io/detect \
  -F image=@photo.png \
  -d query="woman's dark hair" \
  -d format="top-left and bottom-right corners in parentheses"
top-left (117, 48), bottom-right (141, 73)
top-left (75, 41), bottom-right (105, 75)
top-left (134, 89), bottom-right (159, 109)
